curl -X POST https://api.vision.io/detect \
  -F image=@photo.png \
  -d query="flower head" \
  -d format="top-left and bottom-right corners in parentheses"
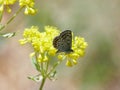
top-left (0, 0), bottom-right (36, 14)
top-left (19, 26), bottom-right (59, 62)
top-left (0, 0), bottom-right (17, 13)
top-left (57, 36), bottom-right (88, 67)
top-left (19, 26), bottom-right (88, 67)
top-left (19, 0), bottom-right (36, 15)
top-left (0, 0), bottom-right (16, 5)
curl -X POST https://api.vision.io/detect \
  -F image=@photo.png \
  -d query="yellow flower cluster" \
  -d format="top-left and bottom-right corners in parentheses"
top-left (19, 0), bottom-right (36, 15)
top-left (0, 0), bottom-right (16, 5)
top-left (0, 0), bottom-right (36, 15)
top-left (58, 36), bottom-right (88, 67)
top-left (0, 0), bottom-right (17, 13)
top-left (19, 26), bottom-right (88, 66)
top-left (19, 26), bottom-right (59, 62)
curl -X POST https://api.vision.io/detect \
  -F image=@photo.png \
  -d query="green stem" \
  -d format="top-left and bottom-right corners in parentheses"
top-left (46, 58), bottom-right (49, 73)
top-left (40, 60), bottom-right (45, 76)
top-left (35, 53), bottom-right (41, 72)
top-left (39, 60), bottom-right (62, 90)
top-left (0, 5), bottom-right (3, 22)
top-left (39, 77), bottom-right (46, 90)
top-left (0, 6), bottom-right (24, 31)
top-left (47, 60), bottom-right (62, 77)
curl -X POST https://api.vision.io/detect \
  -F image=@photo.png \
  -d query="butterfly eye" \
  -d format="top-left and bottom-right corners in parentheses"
top-left (53, 30), bottom-right (73, 53)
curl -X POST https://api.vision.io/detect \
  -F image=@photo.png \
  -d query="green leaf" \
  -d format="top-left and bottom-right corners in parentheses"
top-left (28, 74), bottom-right (43, 82)
top-left (0, 23), bottom-right (3, 30)
top-left (31, 57), bottom-right (41, 71)
top-left (49, 71), bottom-right (57, 81)
top-left (0, 32), bottom-right (16, 38)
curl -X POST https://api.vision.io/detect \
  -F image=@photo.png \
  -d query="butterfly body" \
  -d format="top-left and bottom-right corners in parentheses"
top-left (53, 30), bottom-right (73, 53)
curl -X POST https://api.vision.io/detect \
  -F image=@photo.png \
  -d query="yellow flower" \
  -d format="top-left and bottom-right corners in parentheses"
top-left (19, 26), bottom-right (59, 63)
top-left (57, 36), bottom-right (88, 67)
top-left (19, 25), bottom-right (88, 66)
top-left (19, 0), bottom-right (36, 15)
top-left (0, 0), bottom-right (17, 13)
top-left (0, 0), bottom-right (16, 5)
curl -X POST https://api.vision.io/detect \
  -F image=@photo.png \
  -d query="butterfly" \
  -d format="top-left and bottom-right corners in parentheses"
top-left (53, 30), bottom-right (73, 53)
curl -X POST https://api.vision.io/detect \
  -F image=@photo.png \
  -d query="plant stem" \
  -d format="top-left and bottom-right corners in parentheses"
top-left (0, 6), bottom-right (24, 31)
top-left (47, 60), bottom-right (62, 77)
top-left (39, 60), bottom-right (62, 90)
top-left (39, 77), bottom-right (46, 90)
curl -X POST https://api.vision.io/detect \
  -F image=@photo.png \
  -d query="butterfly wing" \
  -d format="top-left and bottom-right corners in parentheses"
top-left (59, 30), bottom-right (72, 51)
top-left (53, 30), bottom-right (73, 53)
top-left (53, 36), bottom-right (60, 49)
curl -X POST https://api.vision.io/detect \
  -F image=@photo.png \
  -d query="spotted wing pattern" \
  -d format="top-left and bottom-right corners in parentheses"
top-left (53, 30), bottom-right (73, 53)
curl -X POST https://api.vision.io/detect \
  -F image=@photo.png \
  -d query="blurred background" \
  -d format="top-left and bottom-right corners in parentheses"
top-left (0, 0), bottom-right (120, 90)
